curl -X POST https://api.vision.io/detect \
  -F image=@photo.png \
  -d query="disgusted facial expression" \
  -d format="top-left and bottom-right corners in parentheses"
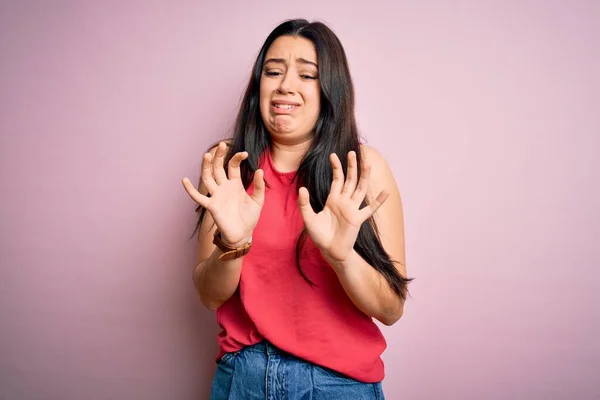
top-left (260, 35), bottom-right (321, 145)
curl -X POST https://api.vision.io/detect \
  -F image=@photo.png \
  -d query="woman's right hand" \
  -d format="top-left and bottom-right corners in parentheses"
top-left (182, 142), bottom-right (265, 247)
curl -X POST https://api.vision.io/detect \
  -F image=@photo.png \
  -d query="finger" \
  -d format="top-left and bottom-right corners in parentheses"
top-left (213, 142), bottom-right (228, 184)
top-left (359, 190), bottom-right (390, 221)
top-left (201, 152), bottom-right (218, 194)
top-left (351, 159), bottom-right (371, 203)
top-left (298, 187), bottom-right (316, 224)
top-left (182, 177), bottom-right (210, 208)
top-left (250, 169), bottom-right (265, 205)
top-left (329, 153), bottom-right (344, 195)
top-left (228, 151), bottom-right (248, 180)
top-left (341, 151), bottom-right (358, 195)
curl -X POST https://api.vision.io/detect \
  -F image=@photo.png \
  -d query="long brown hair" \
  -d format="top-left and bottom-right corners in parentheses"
top-left (195, 19), bottom-right (412, 298)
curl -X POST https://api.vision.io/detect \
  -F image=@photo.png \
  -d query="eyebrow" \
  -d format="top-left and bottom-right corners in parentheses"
top-left (263, 57), bottom-right (318, 69)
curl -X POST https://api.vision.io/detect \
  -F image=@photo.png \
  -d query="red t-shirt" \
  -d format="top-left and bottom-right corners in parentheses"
top-left (214, 151), bottom-right (386, 383)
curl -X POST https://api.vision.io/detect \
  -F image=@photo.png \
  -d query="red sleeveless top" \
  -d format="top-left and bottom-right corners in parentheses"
top-left (215, 151), bottom-right (387, 383)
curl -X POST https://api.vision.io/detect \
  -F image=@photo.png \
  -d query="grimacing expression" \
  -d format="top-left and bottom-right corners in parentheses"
top-left (259, 35), bottom-right (321, 145)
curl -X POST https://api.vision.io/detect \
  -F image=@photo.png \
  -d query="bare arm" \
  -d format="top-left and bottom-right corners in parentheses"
top-left (183, 142), bottom-right (265, 310)
top-left (326, 250), bottom-right (405, 326)
top-left (297, 145), bottom-right (407, 326)
top-left (192, 191), bottom-right (245, 310)
top-left (328, 145), bottom-right (407, 325)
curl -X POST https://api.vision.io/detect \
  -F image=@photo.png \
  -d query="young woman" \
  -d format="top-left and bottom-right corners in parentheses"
top-left (182, 18), bottom-right (411, 400)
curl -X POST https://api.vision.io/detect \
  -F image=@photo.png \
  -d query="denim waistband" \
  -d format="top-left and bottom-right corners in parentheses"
top-left (243, 340), bottom-right (286, 356)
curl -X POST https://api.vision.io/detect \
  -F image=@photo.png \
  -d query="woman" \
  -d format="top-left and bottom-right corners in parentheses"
top-left (182, 18), bottom-right (411, 400)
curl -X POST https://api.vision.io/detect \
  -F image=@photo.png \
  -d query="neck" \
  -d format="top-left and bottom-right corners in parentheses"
top-left (270, 138), bottom-right (312, 173)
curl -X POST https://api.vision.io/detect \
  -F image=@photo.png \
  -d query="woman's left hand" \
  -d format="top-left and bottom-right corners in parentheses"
top-left (298, 151), bottom-right (390, 264)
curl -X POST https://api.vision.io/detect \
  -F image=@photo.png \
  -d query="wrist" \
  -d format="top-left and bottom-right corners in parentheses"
top-left (322, 249), bottom-right (359, 272)
top-left (213, 230), bottom-right (253, 261)
top-left (221, 236), bottom-right (252, 248)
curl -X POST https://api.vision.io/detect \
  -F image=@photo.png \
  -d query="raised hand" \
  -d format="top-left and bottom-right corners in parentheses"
top-left (298, 151), bottom-right (389, 264)
top-left (182, 142), bottom-right (265, 247)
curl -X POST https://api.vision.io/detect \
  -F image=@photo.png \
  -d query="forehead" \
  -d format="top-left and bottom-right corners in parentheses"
top-left (265, 35), bottom-right (317, 63)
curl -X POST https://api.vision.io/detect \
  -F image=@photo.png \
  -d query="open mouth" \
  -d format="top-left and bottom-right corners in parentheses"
top-left (272, 102), bottom-right (300, 110)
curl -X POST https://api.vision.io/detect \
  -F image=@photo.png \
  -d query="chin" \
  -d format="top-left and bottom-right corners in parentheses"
top-left (270, 119), bottom-right (295, 134)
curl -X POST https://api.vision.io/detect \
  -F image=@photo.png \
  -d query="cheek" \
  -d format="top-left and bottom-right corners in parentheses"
top-left (259, 83), bottom-right (269, 103)
top-left (259, 83), bottom-right (272, 114)
top-left (306, 87), bottom-right (321, 115)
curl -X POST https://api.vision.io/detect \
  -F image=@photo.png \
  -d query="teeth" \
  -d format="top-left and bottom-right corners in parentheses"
top-left (274, 104), bottom-right (297, 109)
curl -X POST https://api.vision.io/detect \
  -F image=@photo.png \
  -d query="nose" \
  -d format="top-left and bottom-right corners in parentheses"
top-left (277, 71), bottom-right (296, 94)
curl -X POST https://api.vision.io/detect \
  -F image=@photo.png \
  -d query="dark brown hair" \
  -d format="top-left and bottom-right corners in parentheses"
top-left (195, 19), bottom-right (412, 298)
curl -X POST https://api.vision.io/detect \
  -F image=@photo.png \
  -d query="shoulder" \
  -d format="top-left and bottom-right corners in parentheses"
top-left (359, 144), bottom-right (400, 196)
top-left (359, 144), bottom-right (386, 168)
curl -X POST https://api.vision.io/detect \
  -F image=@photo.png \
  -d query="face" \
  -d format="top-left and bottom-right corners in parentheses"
top-left (259, 35), bottom-right (321, 145)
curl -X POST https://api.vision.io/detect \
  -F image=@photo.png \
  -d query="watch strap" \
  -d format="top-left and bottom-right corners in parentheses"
top-left (213, 231), bottom-right (252, 261)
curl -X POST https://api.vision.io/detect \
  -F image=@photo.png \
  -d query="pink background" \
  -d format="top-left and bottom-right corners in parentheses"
top-left (1, 1), bottom-right (598, 399)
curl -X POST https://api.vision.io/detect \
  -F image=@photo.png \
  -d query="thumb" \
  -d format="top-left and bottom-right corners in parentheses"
top-left (298, 187), bottom-right (315, 223)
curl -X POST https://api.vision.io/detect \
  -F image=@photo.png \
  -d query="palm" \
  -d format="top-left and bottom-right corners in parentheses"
top-left (206, 179), bottom-right (262, 243)
top-left (182, 142), bottom-right (265, 246)
top-left (303, 196), bottom-right (365, 262)
top-left (298, 151), bottom-right (389, 263)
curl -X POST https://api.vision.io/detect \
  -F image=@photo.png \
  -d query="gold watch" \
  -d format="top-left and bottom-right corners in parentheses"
top-left (213, 231), bottom-right (252, 261)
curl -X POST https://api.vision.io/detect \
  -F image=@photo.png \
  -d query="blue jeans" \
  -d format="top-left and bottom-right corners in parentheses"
top-left (210, 341), bottom-right (385, 400)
